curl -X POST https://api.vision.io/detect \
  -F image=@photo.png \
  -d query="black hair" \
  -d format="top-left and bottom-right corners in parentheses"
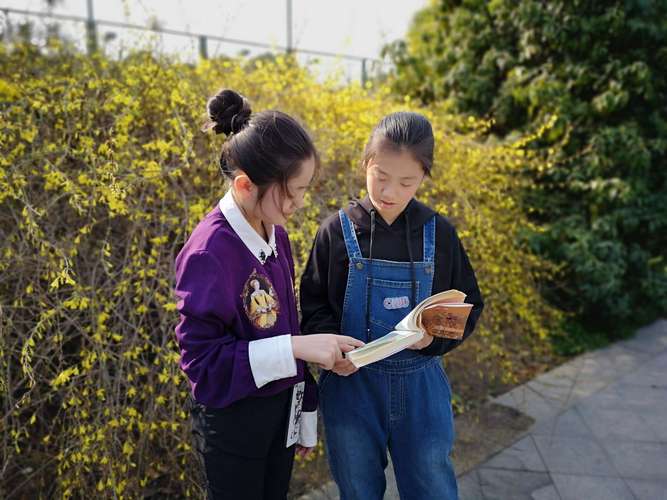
top-left (203, 88), bottom-right (318, 199)
top-left (362, 111), bottom-right (434, 176)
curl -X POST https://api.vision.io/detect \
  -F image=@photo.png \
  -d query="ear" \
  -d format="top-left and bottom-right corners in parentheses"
top-left (232, 174), bottom-right (255, 198)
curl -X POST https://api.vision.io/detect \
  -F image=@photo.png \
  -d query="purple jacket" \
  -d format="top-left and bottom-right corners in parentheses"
top-left (175, 204), bottom-right (316, 411)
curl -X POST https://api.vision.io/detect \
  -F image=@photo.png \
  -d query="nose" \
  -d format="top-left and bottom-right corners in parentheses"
top-left (381, 183), bottom-right (397, 200)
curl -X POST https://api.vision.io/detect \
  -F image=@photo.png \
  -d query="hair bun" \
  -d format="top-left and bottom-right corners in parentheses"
top-left (204, 89), bottom-right (251, 135)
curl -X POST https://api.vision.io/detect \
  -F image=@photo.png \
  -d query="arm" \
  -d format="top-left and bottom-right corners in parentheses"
top-left (300, 226), bottom-right (340, 334)
top-left (419, 229), bottom-right (484, 356)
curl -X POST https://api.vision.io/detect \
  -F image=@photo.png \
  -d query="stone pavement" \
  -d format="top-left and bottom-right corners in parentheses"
top-left (300, 319), bottom-right (667, 500)
top-left (459, 318), bottom-right (667, 500)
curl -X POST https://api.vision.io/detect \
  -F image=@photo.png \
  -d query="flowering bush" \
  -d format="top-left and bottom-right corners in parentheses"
top-left (0, 43), bottom-right (559, 498)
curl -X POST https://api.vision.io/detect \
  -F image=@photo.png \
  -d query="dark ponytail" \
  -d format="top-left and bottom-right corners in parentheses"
top-left (362, 111), bottom-right (434, 176)
top-left (202, 88), bottom-right (318, 198)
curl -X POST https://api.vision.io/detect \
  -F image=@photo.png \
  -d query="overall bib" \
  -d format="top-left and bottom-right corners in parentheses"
top-left (319, 210), bottom-right (458, 500)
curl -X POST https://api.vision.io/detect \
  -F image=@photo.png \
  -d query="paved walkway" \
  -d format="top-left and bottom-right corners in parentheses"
top-left (301, 319), bottom-right (667, 500)
top-left (459, 318), bottom-right (667, 500)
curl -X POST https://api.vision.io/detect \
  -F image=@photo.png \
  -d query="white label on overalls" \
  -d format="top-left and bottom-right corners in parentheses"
top-left (383, 296), bottom-right (410, 310)
top-left (286, 381), bottom-right (305, 447)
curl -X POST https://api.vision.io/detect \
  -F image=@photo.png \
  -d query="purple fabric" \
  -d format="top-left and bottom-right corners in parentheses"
top-left (175, 207), bottom-right (317, 411)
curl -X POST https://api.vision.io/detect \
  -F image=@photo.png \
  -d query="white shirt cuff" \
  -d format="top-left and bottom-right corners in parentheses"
top-left (298, 411), bottom-right (317, 447)
top-left (248, 335), bottom-right (297, 389)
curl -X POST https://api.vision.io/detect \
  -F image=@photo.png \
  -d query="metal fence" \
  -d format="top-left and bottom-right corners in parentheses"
top-left (1, 6), bottom-right (390, 84)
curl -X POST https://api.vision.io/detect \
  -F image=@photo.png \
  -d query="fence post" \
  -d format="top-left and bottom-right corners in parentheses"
top-left (286, 0), bottom-right (293, 54)
top-left (361, 58), bottom-right (367, 86)
top-left (199, 35), bottom-right (208, 59)
top-left (2, 9), bottom-right (10, 45)
top-left (85, 0), bottom-right (97, 54)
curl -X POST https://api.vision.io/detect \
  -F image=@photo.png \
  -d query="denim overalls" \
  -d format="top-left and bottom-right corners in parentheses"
top-left (319, 210), bottom-right (458, 500)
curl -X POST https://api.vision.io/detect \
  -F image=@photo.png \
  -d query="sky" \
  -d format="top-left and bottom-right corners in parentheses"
top-left (3, 0), bottom-right (429, 81)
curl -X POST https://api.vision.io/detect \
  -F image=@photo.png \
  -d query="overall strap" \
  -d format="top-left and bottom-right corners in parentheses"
top-left (423, 216), bottom-right (436, 263)
top-left (338, 210), bottom-right (362, 259)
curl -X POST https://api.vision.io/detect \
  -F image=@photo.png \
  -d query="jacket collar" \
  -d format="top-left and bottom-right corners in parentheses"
top-left (219, 189), bottom-right (278, 265)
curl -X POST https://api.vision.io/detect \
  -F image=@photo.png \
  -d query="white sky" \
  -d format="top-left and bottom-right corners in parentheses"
top-left (3, 0), bottom-right (428, 81)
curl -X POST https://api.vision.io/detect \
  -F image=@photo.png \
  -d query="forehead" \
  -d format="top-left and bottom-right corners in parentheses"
top-left (368, 149), bottom-right (423, 177)
top-left (288, 155), bottom-right (316, 185)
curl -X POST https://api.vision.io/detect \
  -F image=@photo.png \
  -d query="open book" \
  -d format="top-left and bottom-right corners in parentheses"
top-left (346, 289), bottom-right (473, 368)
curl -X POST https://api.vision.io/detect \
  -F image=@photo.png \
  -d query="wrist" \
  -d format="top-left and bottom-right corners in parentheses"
top-left (291, 335), bottom-right (304, 361)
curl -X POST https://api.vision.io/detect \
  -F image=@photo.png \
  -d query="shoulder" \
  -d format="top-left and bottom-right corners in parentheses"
top-left (433, 212), bottom-right (458, 240)
top-left (315, 209), bottom-right (345, 242)
top-left (410, 198), bottom-right (458, 242)
top-left (416, 203), bottom-right (459, 252)
top-left (177, 208), bottom-right (245, 267)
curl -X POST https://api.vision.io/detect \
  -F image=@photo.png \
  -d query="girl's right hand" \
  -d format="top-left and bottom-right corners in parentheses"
top-left (291, 334), bottom-right (364, 370)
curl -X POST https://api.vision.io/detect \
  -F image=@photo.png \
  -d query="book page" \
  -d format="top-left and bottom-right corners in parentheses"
top-left (349, 330), bottom-right (411, 356)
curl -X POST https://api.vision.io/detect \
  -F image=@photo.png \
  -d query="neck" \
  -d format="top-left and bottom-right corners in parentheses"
top-left (370, 201), bottom-right (400, 226)
top-left (378, 210), bottom-right (398, 226)
top-left (232, 190), bottom-right (269, 241)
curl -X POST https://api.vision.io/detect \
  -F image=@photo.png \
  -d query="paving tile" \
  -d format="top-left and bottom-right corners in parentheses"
top-left (613, 384), bottom-right (667, 413)
top-left (551, 474), bottom-right (636, 500)
top-left (529, 407), bottom-right (593, 439)
top-left (477, 468), bottom-right (552, 500)
top-left (576, 385), bottom-right (636, 412)
top-left (532, 435), bottom-right (616, 476)
top-left (567, 378), bottom-right (611, 400)
top-left (458, 470), bottom-right (485, 500)
top-left (484, 436), bottom-right (547, 472)
top-left (603, 441), bottom-right (667, 480)
top-left (526, 377), bottom-right (578, 406)
top-left (572, 347), bottom-right (643, 381)
top-left (625, 478), bottom-right (667, 500)
top-left (530, 484), bottom-right (560, 500)
top-left (575, 405), bottom-right (660, 442)
top-left (500, 385), bottom-right (564, 420)
top-left (639, 410), bottom-right (667, 443)
top-left (540, 358), bottom-right (586, 381)
top-left (619, 366), bottom-right (667, 387)
top-left (648, 351), bottom-right (667, 369)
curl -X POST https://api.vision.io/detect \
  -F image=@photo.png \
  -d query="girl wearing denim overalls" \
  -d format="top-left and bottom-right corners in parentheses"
top-left (300, 112), bottom-right (484, 499)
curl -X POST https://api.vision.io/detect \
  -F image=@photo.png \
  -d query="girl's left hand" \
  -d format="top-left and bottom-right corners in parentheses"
top-left (296, 445), bottom-right (315, 459)
top-left (407, 332), bottom-right (434, 350)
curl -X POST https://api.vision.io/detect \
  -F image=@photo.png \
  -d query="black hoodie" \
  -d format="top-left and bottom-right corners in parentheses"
top-left (299, 196), bottom-right (484, 356)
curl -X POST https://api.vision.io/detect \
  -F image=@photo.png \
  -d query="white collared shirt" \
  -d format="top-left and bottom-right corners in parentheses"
top-left (218, 189), bottom-right (278, 265)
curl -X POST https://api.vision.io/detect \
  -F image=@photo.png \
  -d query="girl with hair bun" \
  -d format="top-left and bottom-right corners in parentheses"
top-left (300, 111), bottom-right (484, 499)
top-left (174, 89), bottom-right (363, 500)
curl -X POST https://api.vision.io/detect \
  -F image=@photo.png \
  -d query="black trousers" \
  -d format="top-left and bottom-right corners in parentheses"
top-left (190, 389), bottom-right (296, 500)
